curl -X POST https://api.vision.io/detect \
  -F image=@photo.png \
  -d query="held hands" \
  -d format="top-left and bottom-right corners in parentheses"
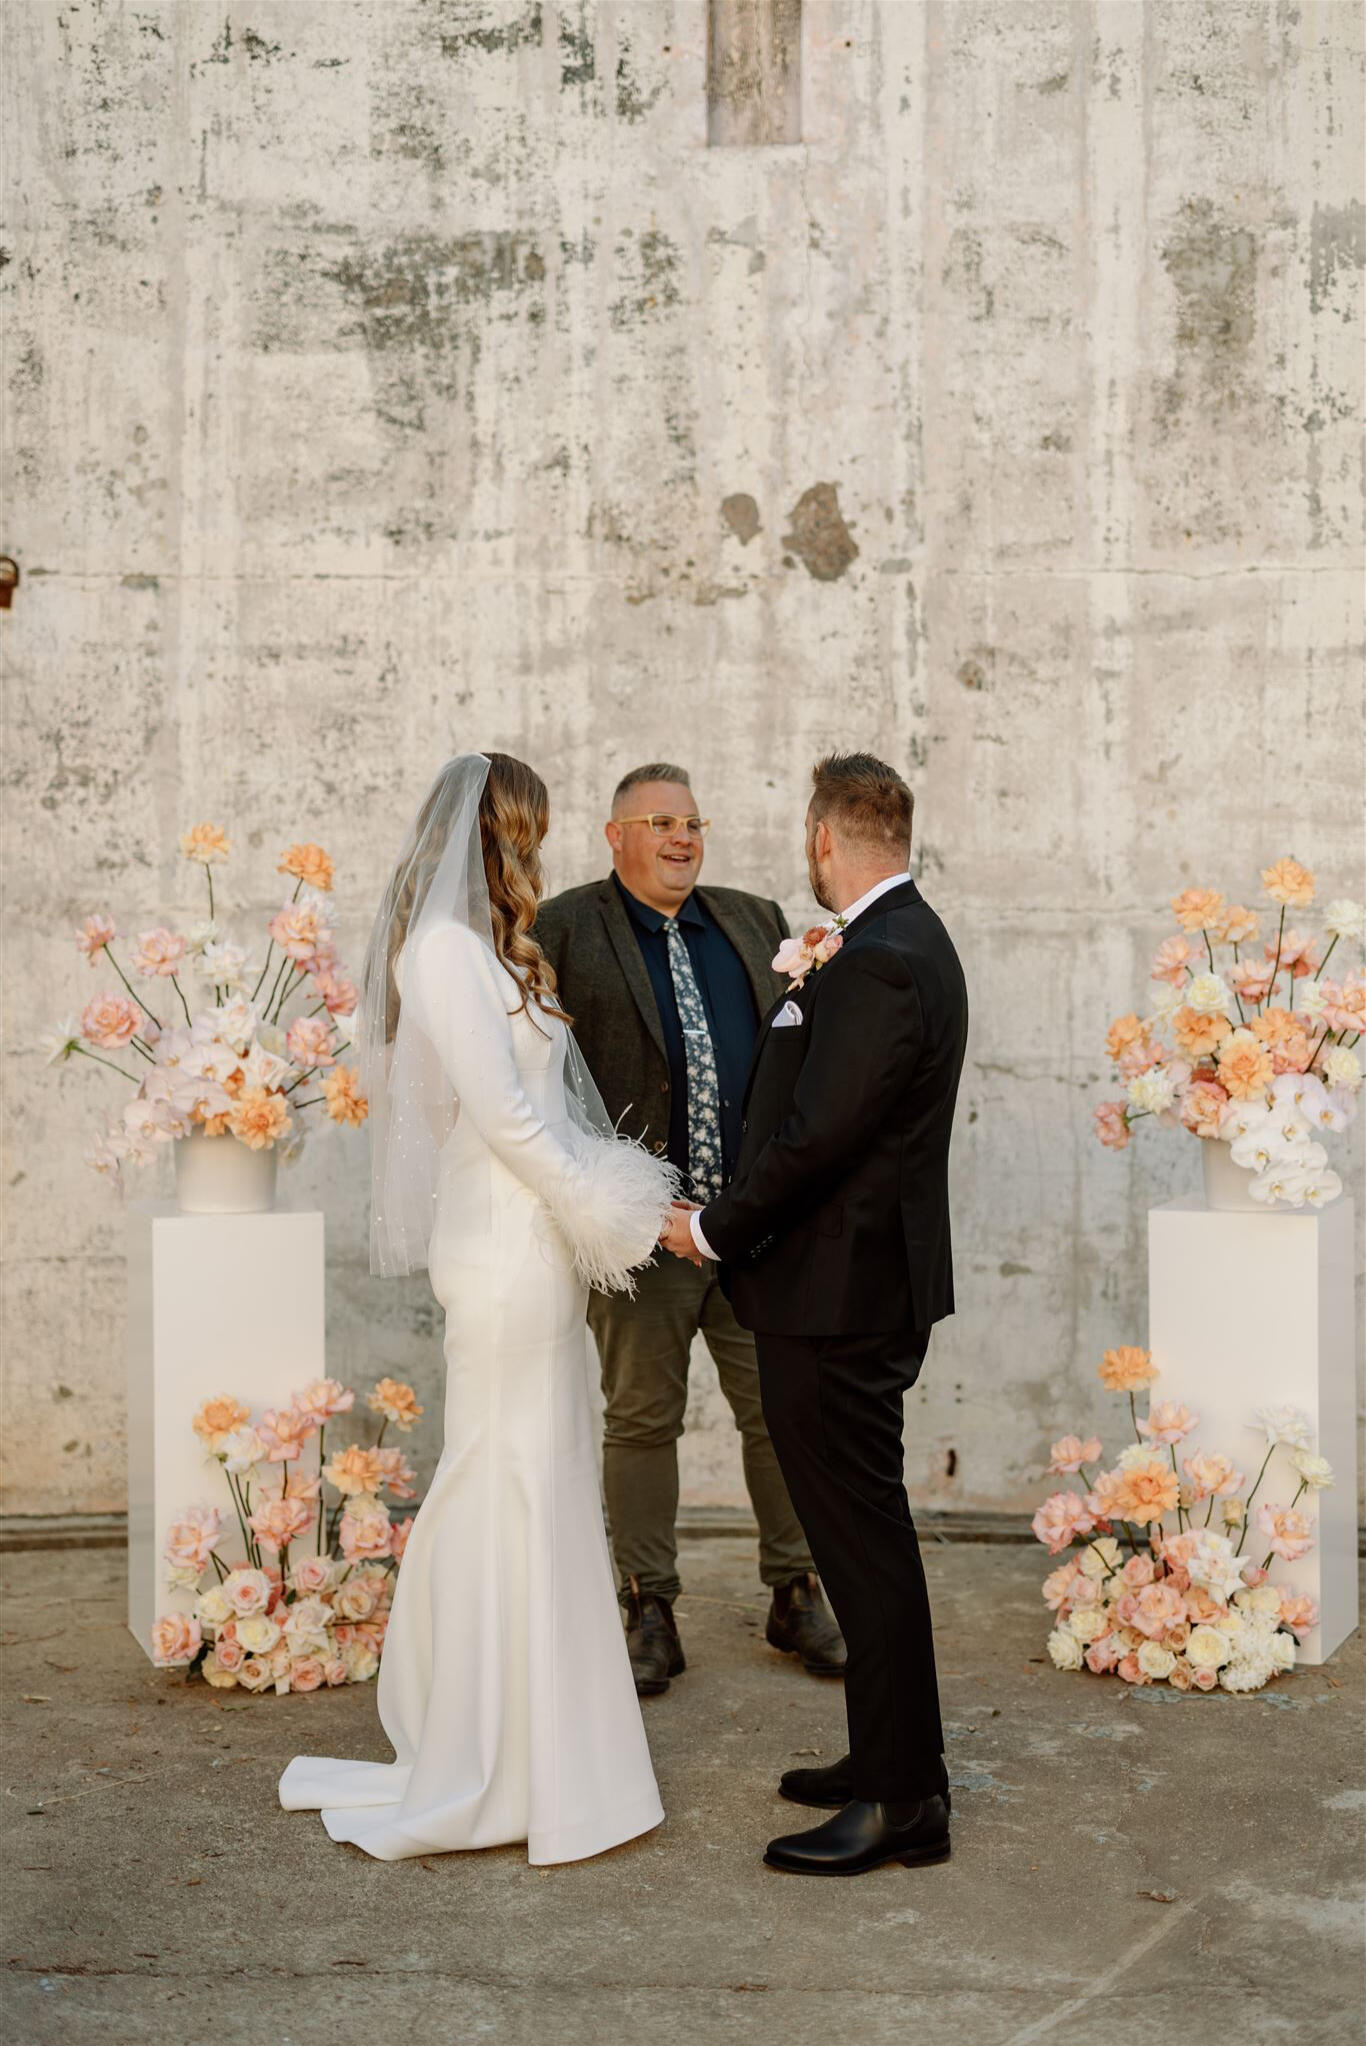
top-left (659, 1200), bottom-right (703, 1266)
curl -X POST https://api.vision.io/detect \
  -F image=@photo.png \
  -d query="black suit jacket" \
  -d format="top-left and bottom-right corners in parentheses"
top-left (699, 879), bottom-right (968, 1338)
top-left (534, 878), bottom-right (789, 1160)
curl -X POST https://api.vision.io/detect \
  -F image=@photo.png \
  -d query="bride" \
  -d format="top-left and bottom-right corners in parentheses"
top-left (279, 752), bottom-right (677, 1863)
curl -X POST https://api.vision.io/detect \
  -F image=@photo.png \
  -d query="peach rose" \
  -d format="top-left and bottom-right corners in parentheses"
top-left (1048, 1435), bottom-right (1103, 1475)
top-left (339, 1503), bottom-right (392, 1563)
top-left (131, 927), bottom-right (188, 978)
top-left (278, 843), bottom-right (335, 892)
top-left (322, 1064), bottom-right (369, 1127)
top-left (248, 1494), bottom-right (313, 1554)
top-left (286, 1015), bottom-right (336, 1071)
top-left (290, 1378), bottom-right (355, 1424)
top-left (192, 1395), bottom-right (251, 1450)
top-left (333, 1576), bottom-right (381, 1622)
top-left (164, 1504), bottom-right (222, 1575)
top-left (1115, 1653), bottom-right (1147, 1684)
top-left (311, 967), bottom-right (359, 1017)
top-left (1323, 970), bottom-right (1365, 1036)
top-left (1172, 1008), bottom-right (1231, 1062)
top-left (1278, 1592), bottom-right (1319, 1639)
top-left (389, 1518), bottom-right (415, 1563)
top-left (289, 1656), bottom-right (327, 1692)
top-left (1116, 1581), bottom-right (1186, 1639)
top-left (323, 1445), bottom-right (387, 1496)
top-left (1215, 1030), bottom-right (1274, 1101)
top-left (1216, 905), bottom-right (1259, 945)
top-left (1229, 959), bottom-right (1274, 1005)
top-left (181, 823), bottom-right (231, 865)
top-left (259, 1406), bottom-right (318, 1462)
top-left (1031, 1491), bottom-right (1096, 1555)
top-left (1120, 1554), bottom-right (1157, 1589)
top-left (80, 993), bottom-right (142, 1049)
top-left (1170, 888), bottom-right (1225, 934)
top-left (214, 1628), bottom-right (245, 1673)
top-left (77, 913), bottom-right (117, 960)
top-left (1105, 1013), bottom-right (1147, 1061)
top-left (289, 1555), bottom-right (335, 1595)
top-left (1261, 857), bottom-right (1314, 908)
top-left (151, 1612), bottom-right (202, 1667)
top-left (223, 1567), bottom-right (273, 1618)
top-left (268, 899), bottom-right (330, 963)
top-left (1178, 1079), bottom-right (1229, 1137)
top-left (1267, 929), bottom-right (1320, 978)
top-left (1111, 1457), bottom-right (1181, 1524)
top-left (1255, 1502), bottom-right (1315, 1561)
top-left (1116, 1033), bottom-right (1163, 1080)
top-left (1093, 1102), bottom-right (1131, 1151)
top-left (236, 1656), bottom-right (273, 1693)
top-left (227, 1087), bottom-right (292, 1151)
top-left (1181, 1452), bottom-right (1243, 1499)
top-left (323, 1657), bottom-right (349, 1686)
top-left (367, 1378), bottom-right (424, 1430)
top-left (1084, 1635), bottom-right (1121, 1674)
top-left (1097, 1346), bottom-right (1158, 1393)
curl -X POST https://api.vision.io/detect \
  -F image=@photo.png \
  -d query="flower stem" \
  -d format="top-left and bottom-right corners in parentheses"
top-left (74, 1044), bottom-right (140, 1082)
top-left (1235, 1442), bottom-right (1275, 1555)
top-left (206, 867), bottom-right (215, 922)
top-left (1170, 1445), bottom-right (1186, 1531)
top-left (1269, 905), bottom-right (1286, 998)
top-left (251, 940), bottom-right (276, 1003)
top-left (316, 1426), bottom-right (326, 1555)
top-left (171, 974), bottom-right (193, 1026)
top-left (1315, 934), bottom-right (1338, 981)
top-left (105, 946), bottom-right (162, 1031)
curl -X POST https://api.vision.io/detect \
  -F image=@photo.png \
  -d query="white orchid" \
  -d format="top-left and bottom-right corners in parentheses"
top-left (1251, 1405), bottom-right (1314, 1449)
top-left (197, 939), bottom-right (250, 991)
top-left (240, 1041), bottom-right (291, 1092)
top-left (42, 1015), bottom-right (83, 1065)
top-left (214, 995), bottom-right (259, 1054)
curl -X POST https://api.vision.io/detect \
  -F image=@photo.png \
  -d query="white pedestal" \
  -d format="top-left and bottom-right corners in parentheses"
top-left (1148, 1196), bottom-right (1358, 1665)
top-left (127, 1203), bottom-right (325, 1659)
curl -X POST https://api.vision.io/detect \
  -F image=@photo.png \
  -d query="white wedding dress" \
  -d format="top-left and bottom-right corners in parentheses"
top-left (279, 926), bottom-right (670, 1863)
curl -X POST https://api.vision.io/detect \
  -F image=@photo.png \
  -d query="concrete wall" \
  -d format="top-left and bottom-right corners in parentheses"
top-left (3, 0), bottom-right (1363, 1522)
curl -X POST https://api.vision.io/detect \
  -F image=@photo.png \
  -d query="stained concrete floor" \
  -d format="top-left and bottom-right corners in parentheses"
top-left (1, 1538), bottom-right (1362, 2046)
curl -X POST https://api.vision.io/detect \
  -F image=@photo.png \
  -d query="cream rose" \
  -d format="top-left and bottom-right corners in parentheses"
top-left (222, 1567), bottom-right (273, 1618)
top-left (236, 1613), bottom-right (283, 1654)
top-left (1137, 1641), bottom-right (1177, 1681)
top-left (196, 1584), bottom-right (234, 1628)
top-left (1046, 1629), bottom-right (1084, 1671)
top-left (1185, 1624), bottom-right (1232, 1671)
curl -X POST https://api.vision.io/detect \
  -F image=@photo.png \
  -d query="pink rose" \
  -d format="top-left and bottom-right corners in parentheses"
top-left (1093, 1102), bottom-right (1131, 1151)
top-left (1084, 1635), bottom-right (1121, 1674)
top-left (214, 1629), bottom-right (245, 1673)
top-left (289, 1657), bottom-right (326, 1692)
top-left (1031, 1491), bottom-right (1096, 1556)
top-left (248, 1494), bottom-right (313, 1554)
top-left (339, 1503), bottom-right (392, 1562)
top-left (1179, 1080), bottom-right (1229, 1138)
top-left (1151, 936), bottom-right (1195, 986)
top-left (1191, 1666), bottom-right (1218, 1690)
top-left (81, 992), bottom-right (143, 1049)
top-left (1116, 1582), bottom-right (1186, 1640)
top-left (333, 1576), bottom-right (380, 1622)
top-left (290, 1555), bottom-right (334, 1595)
top-left (1278, 1592), bottom-right (1319, 1639)
top-left (163, 1504), bottom-right (222, 1575)
top-left (285, 1015), bottom-right (336, 1071)
top-left (1255, 1503), bottom-right (1315, 1562)
top-left (77, 914), bottom-right (117, 961)
top-left (223, 1567), bottom-right (273, 1618)
top-left (323, 1657), bottom-right (349, 1686)
top-left (290, 1377), bottom-right (354, 1423)
top-left (311, 968), bottom-right (359, 1017)
top-left (375, 1446), bottom-right (417, 1501)
top-left (268, 900), bottom-right (331, 964)
top-left (130, 927), bottom-right (188, 978)
top-left (1137, 1401), bottom-right (1199, 1447)
top-left (151, 1612), bottom-right (202, 1666)
top-left (1048, 1435), bottom-right (1103, 1475)
top-left (259, 1406), bottom-right (318, 1463)
top-left (1120, 1554), bottom-right (1157, 1590)
top-left (1116, 1653), bottom-right (1147, 1685)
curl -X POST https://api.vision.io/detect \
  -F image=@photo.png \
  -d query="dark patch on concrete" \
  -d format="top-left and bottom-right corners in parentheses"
top-left (1157, 200), bottom-right (1258, 422)
top-left (204, 18), bottom-right (232, 64)
top-left (616, 29), bottom-right (666, 122)
top-left (721, 493), bottom-right (761, 544)
top-left (958, 657), bottom-right (989, 690)
top-left (1036, 70), bottom-right (1070, 95)
top-left (999, 1261), bottom-right (1033, 1277)
top-left (242, 27), bottom-right (282, 62)
top-left (326, 233), bottom-right (546, 350)
top-left (781, 484), bottom-right (858, 582)
top-left (559, 5), bottom-right (595, 88)
top-left (942, 228), bottom-right (993, 322)
top-left (608, 228), bottom-right (681, 329)
top-left (1308, 200), bottom-right (1364, 316)
top-left (120, 574), bottom-right (159, 591)
top-left (438, 4), bottom-right (542, 58)
top-left (1040, 429), bottom-right (1072, 452)
top-left (880, 556), bottom-right (912, 573)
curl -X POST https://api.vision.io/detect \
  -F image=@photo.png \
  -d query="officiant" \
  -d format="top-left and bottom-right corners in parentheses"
top-left (536, 764), bottom-right (847, 1696)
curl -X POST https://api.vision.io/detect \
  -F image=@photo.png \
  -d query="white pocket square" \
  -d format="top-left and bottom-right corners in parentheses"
top-left (771, 1000), bottom-right (804, 1030)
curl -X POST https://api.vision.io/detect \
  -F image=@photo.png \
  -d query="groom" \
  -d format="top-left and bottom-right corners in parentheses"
top-left (661, 752), bottom-right (968, 1877)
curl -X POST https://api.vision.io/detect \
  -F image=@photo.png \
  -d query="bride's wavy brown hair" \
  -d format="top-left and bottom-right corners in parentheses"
top-left (479, 752), bottom-right (571, 1029)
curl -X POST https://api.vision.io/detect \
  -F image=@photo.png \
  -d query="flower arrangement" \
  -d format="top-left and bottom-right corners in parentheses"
top-left (1092, 860), bottom-right (1362, 1206)
top-left (1033, 1347), bottom-right (1329, 1693)
top-left (47, 828), bottom-right (370, 1184)
top-left (773, 922), bottom-right (844, 990)
top-left (150, 1374), bottom-right (425, 1692)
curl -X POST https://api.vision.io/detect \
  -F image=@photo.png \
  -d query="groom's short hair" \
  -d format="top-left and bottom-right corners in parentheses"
top-left (810, 752), bottom-right (914, 855)
top-left (612, 762), bottom-right (692, 812)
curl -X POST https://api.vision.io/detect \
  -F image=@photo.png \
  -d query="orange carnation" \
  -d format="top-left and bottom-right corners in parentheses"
top-left (1216, 905), bottom-right (1259, 945)
top-left (1110, 1457), bottom-right (1181, 1524)
top-left (193, 1395), bottom-right (251, 1446)
top-left (323, 1066), bottom-right (369, 1128)
top-left (1171, 1008), bottom-right (1231, 1061)
top-left (278, 843), bottom-right (335, 893)
top-left (1170, 888), bottom-right (1225, 934)
top-left (1105, 1012), bottom-right (1146, 1062)
top-left (1215, 1030), bottom-right (1274, 1101)
top-left (181, 822), bottom-right (231, 865)
top-left (1098, 1346), bottom-right (1158, 1393)
top-left (227, 1087), bottom-right (292, 1150)
top-left (1261, 857), bottom-right (1314, 908)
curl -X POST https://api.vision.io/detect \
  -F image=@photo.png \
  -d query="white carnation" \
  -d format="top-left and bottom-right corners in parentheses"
top-left (1320, 1046), bottom-right (1361, 1093)
top-left (1287, 1447), bottom-right (1334, 1491)
top-left (1186, 972), bottom-right (1233, 1016)
top-left (198, 939), bottom-right (250, 991)
top-left (1322, 898), bottom-right (1365, 944)
top-left (214, 995), bottom-right (259, 1054)
top-left (1219, 1648), bottom-right (1276, 1693)
top-left (1148, 981), bottom-right (1184, 1023)
top-left (1127, 1067), bottom-right (1178, 1116)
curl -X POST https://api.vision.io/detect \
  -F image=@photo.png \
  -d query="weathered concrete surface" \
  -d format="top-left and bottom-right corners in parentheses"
top-left (2, 1537), bottom-right (1363, 2044)
top-left (1, 2), bottom-right (1363, 1520)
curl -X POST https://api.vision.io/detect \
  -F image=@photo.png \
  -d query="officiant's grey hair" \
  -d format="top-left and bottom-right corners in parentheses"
top-left (611, 762), bottom-right (693, 811)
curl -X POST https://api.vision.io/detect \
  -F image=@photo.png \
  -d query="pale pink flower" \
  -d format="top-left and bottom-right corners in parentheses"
top-left (1116, 1653), bottom-right (1147, 1684)
top-left (311, 967), bottom-right (359, 1017)
top-left (289, 1656), bottom-right (326, 1692)
top-left (1137, 1401), bottom-right (1198, 1447)
top-left (290, 1377), bottom-right (354, 1424)
top-left (773, 936), bottom-right (812, 983)
top-left (1042, 1559), bottom-right (1088, 1611)
top-left (268, 898), bottom-right (331, 964)
top-left (222, 1567), bottom-right (273, 1618)
top-left (323, 1657), bottom-right (349, 1686)
top-left (1031, 1491), bottom-right (1096, 1556)
top-left (1278, 1592), bottom-right (1319, 1639)
top-left (1115, 1582), bottom-right (1186, 1640)
top-left (80, 993), bottom-right (142, 1049)
top-left (286, 1015), bottom-right (336, 1071)
top-left (259, 1406), bottom-right (318, 1463)
top-left (389, 1518), bottom-right (414, 1563)
top-left (77, 914), bottom-right (117, 961)
top-left (1151, 936), bottom-right (1196, 986)
top-left (1178, 1079), bottom-right (1229, 1137)
top-left (214, 1627), bottom-right (245, 1674)
top-left (1256, 1503), bottom-right (1315, 1561)
top-left (1084, 1635), bottom-right (1122, 1674)
top-left (1048, 1435), bottom-right (1102, 1475)
top-left (1229, 959), bottom-right (1275, 1005)
top-left (1323, 970), bottom-right (1366, 1036)
top-left (1266, 929), bottom-right (1320, 978)
top-left (1093, 1102), bottom-right (1131, 1151)
top-left (150, 1613), bottom-right (202, 1666)
top-left (248, 1494), bottom-right (313, 1554)
top-left (279, 1468), bottom-right (321, 1503)
top-left (163, 1504), bottom-right (222, 1576)
top-left (367, 1378), bottom-right (424, 1430)
top-left (130, 927), bottom-right (188, 978)
top-left (1120, 1554), bottom-right (1157, 1590)
top-left (812, 929), bottom-right (844, 966)
top-left (289, 1555), bottom-right (334, 1595)
top-left (333, 1576), bottom-right (381, 1622)
top-left (374, 1446), bottom-right (417, 1501)
top-left (1181, 1451), bottom-right (1243, 1499)
top-left (1191, 1666), bottom-right (1219, 1690)
top-left (339, 1502), bottom-right (392, 1562)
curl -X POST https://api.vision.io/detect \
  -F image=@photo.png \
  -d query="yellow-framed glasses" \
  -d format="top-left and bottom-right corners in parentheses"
top-left (615, 814), bottom-right (711, 838)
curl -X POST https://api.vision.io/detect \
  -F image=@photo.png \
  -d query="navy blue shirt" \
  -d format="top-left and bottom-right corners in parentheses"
top-left (613, 874), bottom-right (760, 1191)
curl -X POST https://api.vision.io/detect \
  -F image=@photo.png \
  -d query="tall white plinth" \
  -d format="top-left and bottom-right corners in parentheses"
top-left (1148, 1196), bottom-right (1357, 1666)
top-left (127, 1203), bottom-right (325, 1659)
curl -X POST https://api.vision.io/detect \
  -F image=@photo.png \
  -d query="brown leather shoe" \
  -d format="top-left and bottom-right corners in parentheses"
top-left (624, 1578), bottom-right (686, 1696)
top-left (765, 1573), bottom-right (847, 1676)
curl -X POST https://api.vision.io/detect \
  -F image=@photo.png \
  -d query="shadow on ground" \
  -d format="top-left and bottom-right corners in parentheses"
top-left (2, 1539), bottom-right (1362, 2045)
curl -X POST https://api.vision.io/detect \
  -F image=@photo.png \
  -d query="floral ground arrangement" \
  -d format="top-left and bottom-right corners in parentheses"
top-left (1034, 1347), bottom-right (1329, 1693)
top-left (48, 825), bottom-right (369, 1182)
top-left (1093, 857), bottom-right (1362, 1206)
top-left (150, 1375), bottom-right (425, 1693)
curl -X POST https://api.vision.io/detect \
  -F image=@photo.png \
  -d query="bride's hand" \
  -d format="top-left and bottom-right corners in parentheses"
top-left (659, 1204), bottom-right (703, 1265)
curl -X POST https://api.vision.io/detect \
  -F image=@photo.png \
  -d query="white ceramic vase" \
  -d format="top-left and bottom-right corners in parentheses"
top-left (174, 1130), bottom-right (278, 1215)
top-left (1200, 1137), bottom-right (1263, 1214)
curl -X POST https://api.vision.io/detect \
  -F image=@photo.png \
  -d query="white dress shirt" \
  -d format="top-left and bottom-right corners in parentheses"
top-left (688, 871), bottom-right (912, 1259)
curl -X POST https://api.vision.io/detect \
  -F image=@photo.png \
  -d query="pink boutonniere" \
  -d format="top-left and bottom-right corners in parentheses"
top-left (772, 922), bottom-right (845, 991)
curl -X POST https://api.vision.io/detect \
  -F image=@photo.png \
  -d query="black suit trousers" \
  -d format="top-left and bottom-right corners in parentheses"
top-left (755, 1326), bottom-right (944, 1803)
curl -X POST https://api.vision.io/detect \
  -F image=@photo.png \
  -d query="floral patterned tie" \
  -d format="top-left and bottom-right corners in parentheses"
top-left (663, 918), bottom-right (723, 1204)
